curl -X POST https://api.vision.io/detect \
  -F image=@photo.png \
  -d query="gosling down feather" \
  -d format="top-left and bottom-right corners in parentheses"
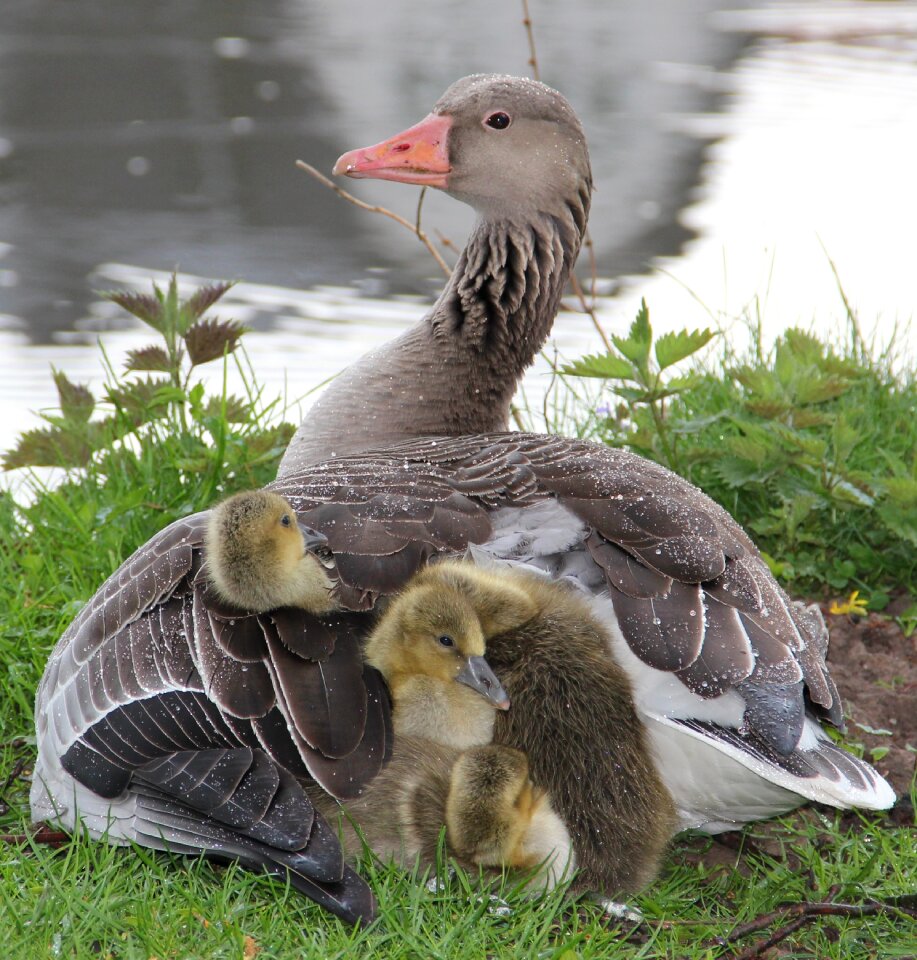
top-left (33, 74), bottom-right (894, 925)
top-left (314, 577), bottom-right (573, 887)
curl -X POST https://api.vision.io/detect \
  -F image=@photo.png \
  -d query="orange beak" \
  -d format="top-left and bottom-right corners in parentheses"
top-left (332, 113), bottom-right (452, 188)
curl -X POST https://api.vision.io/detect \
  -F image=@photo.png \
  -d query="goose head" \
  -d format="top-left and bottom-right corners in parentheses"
top-left (204, 490), bottom-right (337, 614)
top-left (364, 573), bottom-right (510, 713)
top-left (333, 73), bottom-right (591, 222)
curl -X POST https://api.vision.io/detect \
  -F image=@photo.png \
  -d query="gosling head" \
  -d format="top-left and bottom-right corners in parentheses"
top-left (204, 490), bottom-right (337, 614)
top-left (364, 574), bottom-right (510, 713)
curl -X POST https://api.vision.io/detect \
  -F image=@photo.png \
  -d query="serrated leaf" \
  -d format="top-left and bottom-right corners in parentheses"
top-left (185, 281), bottom-right (235, 320)
top-left (877, 503), bottom-right (917, 545)
top-left (105, 376), bottom-right (174, 423)
top-left (654, 328), bottom-right (716, 370)
top-left (611, 300), bottom-right (652, 370)
top-left (51, 369), bottom-right (95, 424)
top-left (712, 456), bottom-right (767, 488)
top-left (747, 399), bottom-right (791, 419)
top-left (792, 409), bottom-right (832, 428)
top-left (882, 476), bottom-right (917, 507)
top-left (783, 328), bottom-right (825, 366)
top-left (2, 426), bottom-right (92, 469)
top-left (726, 435), bottom-right (770, 466)
top-left (125, 345), bottom-right (172, 373)
top-left (611, 385), bottom-right (656, 403)
top-left (203, 394), bottom-right (251, 423)
top-left (104, 290), bottom-right (164, 330)
top-left (561, 353), bottom-right (636, 380)
top-left (184, 318), bottom-right (247, 365)
top-left (795, 375), bottom-right (852, 405)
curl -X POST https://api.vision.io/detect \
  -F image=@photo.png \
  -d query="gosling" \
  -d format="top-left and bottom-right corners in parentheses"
top-left (204, 490), bottom-right (337, 614)
top-left (362, 566), bottom-right (518, 748)
top-left (314, 575), bottom-right (574, 886)
top-left (319, 739), bottom-right (573, 889)
top-left (379, 561), bottom-right (678, 897)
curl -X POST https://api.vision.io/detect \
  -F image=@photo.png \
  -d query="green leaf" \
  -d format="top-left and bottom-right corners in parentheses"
top-left (654, 328), bottom-right (716, 370)
top-left (203, 394), bottom-right (251, 424)
top-left (795, 374), bottom-right (852, 405)
top-left (561, 353), bottom-right (635, 380)
top-left (2, 426), bottom-right (92, 469)
top-left (105, 376), bottom-right (174, 423)
top-left (882, 476), bottom-right (917, 507)
top-left (52, 369), bottom-right (95, 424)
top-left (125, 345), bottom-right (172, 373)
top-left (611, 300), bottom-right (652, 372)
top-left (726, 435), bottom-right (770, 466)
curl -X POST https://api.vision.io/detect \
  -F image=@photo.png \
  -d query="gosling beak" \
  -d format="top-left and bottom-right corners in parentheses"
top-left (298, 523), bottom-right (336, 569)
top-left (456, 655), bottom-right (510, 711)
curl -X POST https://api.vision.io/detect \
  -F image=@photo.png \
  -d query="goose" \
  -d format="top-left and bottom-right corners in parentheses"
top-left (312, 739), bottom-right (572, 891)
top-left (274, 73), bottom-right (893, 829)
top-left (391, 561), bottom-right (677, 896)
top-left (32, 74), bottom-right (894, 926)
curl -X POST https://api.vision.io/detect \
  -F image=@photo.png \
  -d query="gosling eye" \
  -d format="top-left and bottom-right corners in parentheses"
top-left (484, 111), bottom-right (511, 130)
top-left (438, 635), bottom-right (455, 648)
top-left (280, 513), bottom-right (292, 527)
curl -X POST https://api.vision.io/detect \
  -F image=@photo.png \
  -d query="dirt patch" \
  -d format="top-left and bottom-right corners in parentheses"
top-left (821, 600), bottom-right (917, 811)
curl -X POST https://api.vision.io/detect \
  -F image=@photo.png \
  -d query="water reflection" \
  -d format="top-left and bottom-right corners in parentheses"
top-left (0, 0), bottom-right (914, 459)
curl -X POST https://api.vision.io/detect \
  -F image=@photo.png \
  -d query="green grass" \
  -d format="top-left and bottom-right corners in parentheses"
top-left (1, 291), bottom-right (914, 958)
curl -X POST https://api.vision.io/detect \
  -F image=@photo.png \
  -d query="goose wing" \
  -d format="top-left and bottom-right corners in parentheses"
top-left (34, 512), bottom-right (386, 925)
top-left (282, 432), bottom-right (838, 743)
top-left (271, 434), bottom-right (891, 816)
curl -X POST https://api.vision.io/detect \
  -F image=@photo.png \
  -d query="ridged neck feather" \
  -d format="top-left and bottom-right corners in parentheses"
top-left (278, 191), bottom-right (589, 475)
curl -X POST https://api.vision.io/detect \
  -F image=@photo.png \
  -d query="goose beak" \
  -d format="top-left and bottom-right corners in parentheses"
top-left (456, 655), bottom-right (510, 711)
top-left (332, 113), bottom-right (452, 188)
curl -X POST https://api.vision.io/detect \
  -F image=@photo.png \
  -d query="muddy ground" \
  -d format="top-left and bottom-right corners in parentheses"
top-left (823, 601), bottom-right (917, 815)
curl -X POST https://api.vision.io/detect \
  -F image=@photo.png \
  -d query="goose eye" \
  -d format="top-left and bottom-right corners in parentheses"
top-left (280, 514), bottom-right (292, 527)
top-left (438, 635), bottom-right (455, 648)
top-left (484, 111), bottom-right (511, 130)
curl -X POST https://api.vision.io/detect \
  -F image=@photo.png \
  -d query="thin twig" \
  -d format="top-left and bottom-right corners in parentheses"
top-left (730, 914), bottom-right (812, 959)
top-left (0, 825), bottom-right (70, 848)
top-left (569, 273), bottom-right (613, 352)
top-left (296, 161), bottom-right (451, 277)
top-left (717, 884), bottom-right (917, 959)
top-left (520, 0), bottom-right (540, 80)
top-left (435, 230), bottom-right (461, 255)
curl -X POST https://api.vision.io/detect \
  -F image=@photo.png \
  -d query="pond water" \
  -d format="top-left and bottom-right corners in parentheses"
top-left (1, 0), bottom-right (915, 458)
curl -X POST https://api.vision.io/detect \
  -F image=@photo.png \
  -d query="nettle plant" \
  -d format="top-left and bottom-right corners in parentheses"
top-left (562, 300), bottom-right (717, 474)
top-left (564, 303), bottom-right (917, 598)
top-left (4, 278), bottom-right (292, 508)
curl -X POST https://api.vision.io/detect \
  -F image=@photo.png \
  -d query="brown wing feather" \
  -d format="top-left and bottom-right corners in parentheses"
top-left (276, 433), bottom-right (842, 752)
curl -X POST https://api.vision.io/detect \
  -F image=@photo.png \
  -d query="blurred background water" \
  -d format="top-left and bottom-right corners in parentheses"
top-left (1, 0), bottom-right (915, 454)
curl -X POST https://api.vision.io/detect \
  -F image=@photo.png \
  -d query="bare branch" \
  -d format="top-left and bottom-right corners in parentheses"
top-left (520, 0), bottom-right (541, 80)
top-left (717, 885), bottom-right (917, 959)
top-left (570, 273), bottom-right (613, 352)
top-left (296, 161), bottom-right (451, 277)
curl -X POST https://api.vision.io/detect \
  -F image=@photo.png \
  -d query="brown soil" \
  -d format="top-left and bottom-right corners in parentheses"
top-left (822, 600), bottom-right (917, 816)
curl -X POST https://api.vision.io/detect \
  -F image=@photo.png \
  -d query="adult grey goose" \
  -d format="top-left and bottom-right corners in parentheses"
top-left (32, 75), bottom-right (893, 926)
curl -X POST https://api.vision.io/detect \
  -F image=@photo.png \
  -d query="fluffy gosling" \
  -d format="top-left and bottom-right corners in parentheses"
top-left (363, 567), bottom-right (514, 748)
top-left (379, 561), bottom-right (677, 897)
top-left (204, 490), bottom-right (337, 614)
